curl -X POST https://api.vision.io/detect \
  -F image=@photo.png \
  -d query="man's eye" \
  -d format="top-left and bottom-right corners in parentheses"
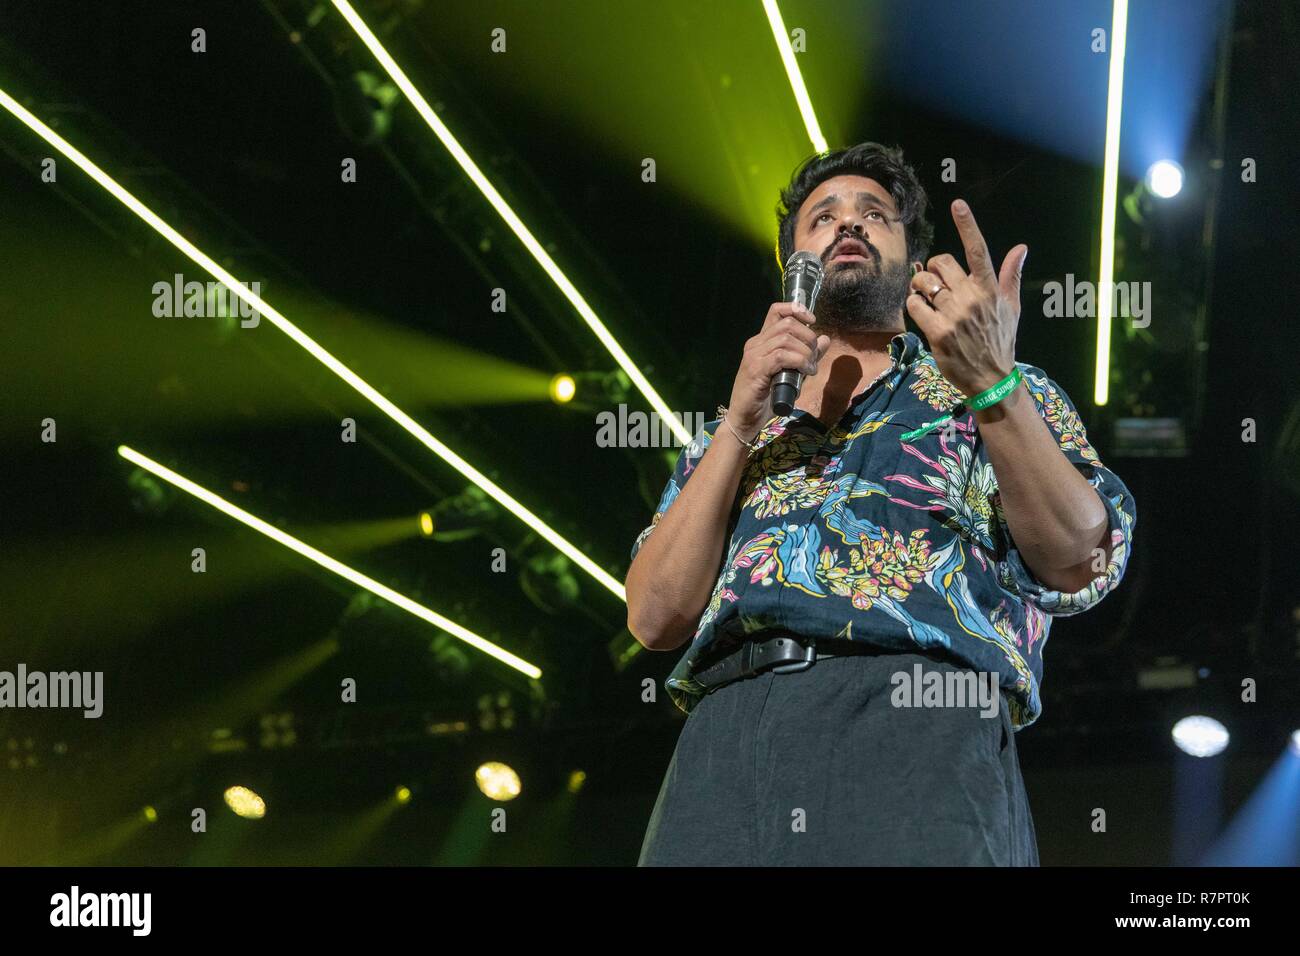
top-left (817, 213), bottom-right (832, 222)
top-left (867, 210), bottom-right (884, 221)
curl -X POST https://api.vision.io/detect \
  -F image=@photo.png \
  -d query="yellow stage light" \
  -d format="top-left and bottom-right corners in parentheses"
top-left (549, 374), bottom-right (576, 404)
top-left (224, 786), bottom-right (266, 819)
top-left (142, 806), bottom-right (158, 823)
top-left (0, 86), bottom-right (625, 602)
top-left (419, 511), bottom-right (435, 537)
top-left (395, 786), bottom-right (412, 804)
top-left (474, 761), bottom-right (521, 801)
top-left (329, 0), bottom-right (690, 445)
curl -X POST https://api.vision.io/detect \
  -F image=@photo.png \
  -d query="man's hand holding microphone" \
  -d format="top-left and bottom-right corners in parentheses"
top-left (626, 247), bottom-right (826, 648)
top-left (626, 294), bottom-right (827, 650)
top-left (721, 303), bottom-right (830, 449)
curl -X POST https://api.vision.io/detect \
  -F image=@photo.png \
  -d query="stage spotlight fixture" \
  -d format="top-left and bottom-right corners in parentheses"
top-left (1121, 182), bottom-right (1150, 227)
top-left (476, 691), bottom-right (517, 732)
top-left (418, 486), bottom-right (497, 543)
top-left (1291, 730), bottom-right (1300, 757)
top-left (1124, 159), bottom-right (1186, 224)
top-left (1136, 658), bottom-right (1197, 690)
top-left (521, 552), bottom-right (581, 614)
top-left (258, 712), bottom-right (297, 750)
top-left (142, 806), bottom-right (158, 823)
top-left (552, 370), bottom-right (631, 409)
top-left (426, 632), bottom-right (473, 682)
top-left (208, 727), bottom-right (244, 755)
top-left (3, 737), bottom-right (37, 772)
top-left (567, 770), bottom-right (587, 794)
top-left (1113, 416), bottom-right (1188, 456)
top-left (1172, 716), bottom-right (1229, 758)
top-left (1145, 159), bottom-right (1184, 199)
top-left (224, 785), bottom-right (267, 819)
top-left (126, 467), bottom-right (171, 515)
top-left (334, 70), bottom-right (399, 146)
top-left (601, 369), bottom-right (632, 405)
top-left (202, 283), bottom-right (244, 344)
top-left (607, 626), bottom-right (645, 673)
top-left (395, 786), bottom-right (412, 805)
top-left (549, 374), bottom-right (576, 404)
top-left (475, 762), bottom-right (521, 801)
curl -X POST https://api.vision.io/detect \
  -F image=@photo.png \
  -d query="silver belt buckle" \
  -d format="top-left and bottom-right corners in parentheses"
top-left (767, 637), bottom-right (817, 674)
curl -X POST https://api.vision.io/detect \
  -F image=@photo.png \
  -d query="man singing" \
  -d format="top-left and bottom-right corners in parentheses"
top-left (626, 142), bottom-right (1137, 866)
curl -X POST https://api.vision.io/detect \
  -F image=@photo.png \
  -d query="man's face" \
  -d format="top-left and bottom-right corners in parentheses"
top-left (791, 174), bottom-right (914, 333)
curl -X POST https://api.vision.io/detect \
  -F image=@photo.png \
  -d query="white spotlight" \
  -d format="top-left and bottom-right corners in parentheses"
top-left (1145, 160), bottom-right (1184, 199)
top-left (1172, 716), bottom-right (1229, 757)
top-left (1290, 729), bottom-right (1300, 756)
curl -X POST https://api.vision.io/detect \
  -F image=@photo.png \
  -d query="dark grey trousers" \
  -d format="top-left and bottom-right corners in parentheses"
top-left (638, 646), bottom-right (1039, 866)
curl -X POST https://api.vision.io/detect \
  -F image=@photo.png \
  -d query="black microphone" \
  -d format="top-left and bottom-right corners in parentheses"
top-left (771, 249), bottom-right (824, 416)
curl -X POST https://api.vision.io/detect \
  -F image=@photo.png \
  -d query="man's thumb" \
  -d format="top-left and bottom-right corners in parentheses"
top-left (1000, 244), bottom-right (1028, 299)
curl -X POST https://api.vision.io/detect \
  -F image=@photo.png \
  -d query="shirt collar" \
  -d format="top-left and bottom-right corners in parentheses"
top-left (835, 331), bottom-right (924, 411)
top-left (889, 330), bottom-right (925, 367)
top-left (788, 331), bottom-right (926, 423)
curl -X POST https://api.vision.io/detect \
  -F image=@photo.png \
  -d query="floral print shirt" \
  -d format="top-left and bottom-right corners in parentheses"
top-left (631, 331), bottom-right (1136, 730)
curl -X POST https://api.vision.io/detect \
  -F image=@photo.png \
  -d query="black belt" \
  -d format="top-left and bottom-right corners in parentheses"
top-left (691, 632), bottom-right (878, 690)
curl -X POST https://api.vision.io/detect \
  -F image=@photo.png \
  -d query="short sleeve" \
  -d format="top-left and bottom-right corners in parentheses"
top-left (1001, 365), bottom-right (1137, 616)
top-left (629, 418), bottom-right (722, 562)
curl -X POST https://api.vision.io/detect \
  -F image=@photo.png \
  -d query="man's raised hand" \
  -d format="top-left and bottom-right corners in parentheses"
top-left (906, 198), bottom-right (1028, 398)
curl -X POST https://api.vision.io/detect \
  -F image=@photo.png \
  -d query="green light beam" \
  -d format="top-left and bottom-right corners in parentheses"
top-left (329, 0), bottom-right (693, 445)
top-left (117, 444), bottom-right (542, 680)
top-left (1095, 0), bottom-right (1128, 406)
top-left (762, 0), bottom-right (828, 155)
top-left (0, 86), bottom-right (625, 600)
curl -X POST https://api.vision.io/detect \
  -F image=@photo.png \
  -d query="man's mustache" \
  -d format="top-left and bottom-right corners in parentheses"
top-left (823, 236), bottom-right (881, 267)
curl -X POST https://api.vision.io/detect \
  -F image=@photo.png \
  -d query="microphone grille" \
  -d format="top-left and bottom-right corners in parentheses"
top-left (782, 249), bottom-right (824, 306)
top-left (783, 249), bottom-right (823, 279)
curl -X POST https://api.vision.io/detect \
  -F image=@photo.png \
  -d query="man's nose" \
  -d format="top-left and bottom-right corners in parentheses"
top-left (834, 222), bottom-right (867, 248)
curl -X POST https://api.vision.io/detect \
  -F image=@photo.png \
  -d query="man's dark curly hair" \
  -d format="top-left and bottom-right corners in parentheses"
top-left (775, 142), bottom-right (934, 272)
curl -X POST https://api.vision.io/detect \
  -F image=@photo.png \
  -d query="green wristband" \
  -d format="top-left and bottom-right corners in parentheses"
top-left (966, 366), bottom-right (1023, 411)
top-left (900, 366), bottom-right (1022, 442)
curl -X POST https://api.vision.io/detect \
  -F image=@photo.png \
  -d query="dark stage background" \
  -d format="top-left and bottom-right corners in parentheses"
top-left (0, 0), bottom-right (1297, 866)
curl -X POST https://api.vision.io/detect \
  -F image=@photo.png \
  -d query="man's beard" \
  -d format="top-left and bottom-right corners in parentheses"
top-left (813, 258), bottom-right (912, 334)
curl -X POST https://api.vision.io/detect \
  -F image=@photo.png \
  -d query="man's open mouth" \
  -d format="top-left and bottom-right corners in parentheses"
top-left (828, 238), bottom-right (871, 263)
